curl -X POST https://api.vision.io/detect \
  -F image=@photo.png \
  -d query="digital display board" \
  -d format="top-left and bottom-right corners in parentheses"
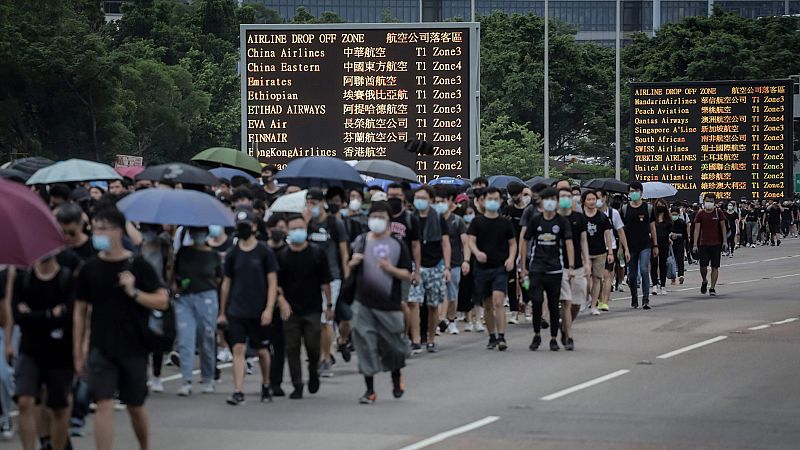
top-left (240, 23), bottom-right (480, 183)
top-left (631, 80), bottom-right (793, 201)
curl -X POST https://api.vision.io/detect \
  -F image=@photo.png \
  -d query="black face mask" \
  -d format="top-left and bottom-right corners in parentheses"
top-left (388, 198), bottom-right (404, 216)
top-left (269, 228), bottom-right (286, 243)
top-left (262, 176), bottom-right (272, 184)
top-left (236, 222), bottom-right (253, 240)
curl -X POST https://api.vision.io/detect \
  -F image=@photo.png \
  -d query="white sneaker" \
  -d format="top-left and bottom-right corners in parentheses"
top-left (177, 383), bottom-right (192, 397)
top-left (579, 302), bottom-right (588, 313)
top-left (751, 244), bottom-right (756, 248)
top-left (435, 328), bottom-right (442, 336)
top-left (474, 322), bottom-right (486, 333)
top-left (217, 347), bottom-right (233, 363)
top-left (591, 308), bottom-right (601, 316)
top-left (149, 378), bottom-right (164, 393)
top-left (508, 312), bottom-right (519, 325)
top-left (463, 322), bottom-right (474, 332)
top-left (202, 382), bottom-right (215, 394)
top-left (447, 321), bottom-right (459, 335)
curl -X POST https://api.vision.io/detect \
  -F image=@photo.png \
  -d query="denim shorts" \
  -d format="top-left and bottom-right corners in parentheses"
top-left (446, 267), bottom-right (461, 301)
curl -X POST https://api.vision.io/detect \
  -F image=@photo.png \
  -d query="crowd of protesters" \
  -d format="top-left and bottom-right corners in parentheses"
top-left (0, 163), bottom-right (798, 450)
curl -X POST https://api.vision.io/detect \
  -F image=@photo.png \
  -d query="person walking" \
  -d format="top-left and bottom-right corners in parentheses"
top-left (582, 190), bottom-right (614, 316)
top-left (621, 182), bottom-right (658, 309)
top-left (692, 194), bottom-right (728, 296)
top-left (650, 199), bottom-right (672, 296)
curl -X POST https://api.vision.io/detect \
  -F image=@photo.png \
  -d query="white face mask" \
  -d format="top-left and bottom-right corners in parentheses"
top-left (522, 195), bottom-right (531, 207)
top-left (542, 199), bottom-right (557, 212)
top-left (368, 217), bottom-right (388, 234)
top-left (596, 198), bottom-right (604, 209)
top-left (704, 201), bottom-right (715, 210)
top-left (349, 199), bottom-right (362, 211)
top-left (573, 195), bottom-right (581, 205)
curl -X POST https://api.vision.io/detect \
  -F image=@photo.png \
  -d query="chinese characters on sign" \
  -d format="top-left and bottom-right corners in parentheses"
top-left (241, 25), bottom-right (478, 183)
top-left (631, 80), bottom-right (793, 201)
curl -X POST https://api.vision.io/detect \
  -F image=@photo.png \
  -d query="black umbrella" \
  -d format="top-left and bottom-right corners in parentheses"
top-left (137, 163), bottom-right (219, 186)
top-left (525, 176), bottom-right (558, 188)
top-left (353, 160), bottom-right (418, 183)
top-left (8, 157), bottom-right (55, 178)
top-left (582, 177), bottom-right (629, 193)
top-left (0, 168), bottom-right (29, 182)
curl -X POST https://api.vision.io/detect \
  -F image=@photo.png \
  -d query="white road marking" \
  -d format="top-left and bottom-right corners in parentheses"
top-left (748, 324), bottom-right (771, 330)
top-left (397, 416), bottom-right (500, 450)
top-left (773, 274), bottom-right (800, 279)
top-left (725, 279), bottom-right (761, 285)
top-left (656, 336), bottom-right (728, 359)
top-left (540, 370), bottom-right (630, 401)
top-left (770, 318), bottom-right (799, 325)
top-left (161, 362), bottom-right (232, 383)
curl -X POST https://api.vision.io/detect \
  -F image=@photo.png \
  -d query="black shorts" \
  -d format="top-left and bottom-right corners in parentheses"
top-left (14, 353), bottom-right (73, 409)
top-left (605, 251), bottom-right (620, 272)
top-left (473, 266), bottom-right (508, 303)
top-left (88, 348), bottom-right (148, 407)
top-left (698, 245), bottom-right (722, 269)
top-left (227, 316), bottom-right (273, 349)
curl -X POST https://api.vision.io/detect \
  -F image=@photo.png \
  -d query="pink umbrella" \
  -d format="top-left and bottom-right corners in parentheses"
top-left (115, 166), bottom-right (144, 179)
top-left (0, 179), bottom-right (66, 266)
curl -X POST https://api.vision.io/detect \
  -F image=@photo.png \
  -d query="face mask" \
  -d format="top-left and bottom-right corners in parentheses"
top-left (573, 195), bottom-right (581, 205)
top-left (704, 201), bottom-right (715, 210)
top-left (262, 176), bottom-right (271, 185)
top-left (463, 214), bottom-right (475, 224)
top-left (522, 196), bottom-right (532, 207)
top-left (310, 206), bottom-right (321, 218)
top-left (191, 232), bottom-right (208, 245)
top-left (368, 217), bottom-right (388, 234)
top-left (270, 228), bottom-right (286, 243)
top-left (208, 225), bottom-right (223, 238)
top-left (287, 228), bottom-right (307, 245)
top-left (339, 208), bottom-right (349, 217)
top-left (237, 222), bottom-right (254, 240)
top-left (485, 199), bottom-right (501, 212)
top-left (543, 199), bottom-right (557, 212)
top-left (413, 199), bottom-right (429, 211)
top-left (596, 199), bottom-right (604, 209)
top-left (559, 197), bottom-right (572, 209)
top-left (433, 202), bottom-right (448, 215)
top-left (388, 198), bottom-right (403, 215)
top-left (728, 205), bottom-right (735, 211)
top-left (349, 199), bottom-right (362, 211)
top-left (92, 235), bottom-right (111, 252)
top-left (672, 215), bottom-right (679, 221)
top-left (629, 192), bottom-right (642, 202)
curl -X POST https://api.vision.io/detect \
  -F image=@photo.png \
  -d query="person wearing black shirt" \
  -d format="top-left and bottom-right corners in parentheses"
top-left (669, 206), bottom-right (689, 285)
top-left (260, 165), bottom-right (286, 207)
top-left (219, 208), bottom-right (279, 406)
top-left (13, 257), bottom-right (74, 450)
top-left (724, 202), bottom-right (740, 256)
top-left (521, 188), bottom-right (575, 351)
top-left (73, 208), bottom-right (169, 450)
top-left (387, 184), bottom-right (422, 348)
top-left (781, 201), bottom-right (793, 238)
top-left (467, 187), bottom-right (516, 351)
top-left (435, 189), bottom-right (469, 336)
top-left (557, 189), bottom-right (589, 350)
top-left (649, 199), bottom-right (673, 295)
top-left (264, 217), bottom-right (288, 395)
top-left (277, 215), bottom-right (330, 399)
top-left (621, 182), bottom-right (658, 309)
top-left (582, 190), bottom-right (614, 316)
top-left (766, 201), bottom-right (782, 246)
top-left (504, 182), bottom-right (528, 325)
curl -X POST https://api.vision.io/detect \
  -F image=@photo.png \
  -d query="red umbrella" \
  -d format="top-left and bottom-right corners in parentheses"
top-left (116, 166), bottom-right (144, 179)
top-left (0, 178), bottom-right (65, 266)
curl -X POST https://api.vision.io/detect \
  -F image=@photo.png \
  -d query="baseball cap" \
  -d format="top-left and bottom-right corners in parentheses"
top-left (233, 207), bottom-right (256, 224)
top-left (306, 188), bottom-right (324, 201)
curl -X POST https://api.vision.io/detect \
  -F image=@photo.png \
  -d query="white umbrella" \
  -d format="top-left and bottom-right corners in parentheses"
top-left (269, 189), bottom-right (307, 213)
top-left (26, 159), bottom-right (121, 185)
top-left (643, 181), bottom-right (678, 199)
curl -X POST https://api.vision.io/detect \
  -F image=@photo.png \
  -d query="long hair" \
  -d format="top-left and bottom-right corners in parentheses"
top-left (654, 199), bottom-right (673, 225)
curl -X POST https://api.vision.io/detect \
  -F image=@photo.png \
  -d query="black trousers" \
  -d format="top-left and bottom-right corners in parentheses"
top-left (673, 239), bottom-right (686, 277)
top-left (271, 314), bottom-right (286, 386)
top-left (283, 313), bottom-right (321, 386)
top-left (531, 273), bottom-right (561, 338)
top-left (650, 238), bottom-right (670, 288)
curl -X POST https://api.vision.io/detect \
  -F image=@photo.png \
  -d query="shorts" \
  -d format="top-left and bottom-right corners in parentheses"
top-left (409, 262), bottom-right (446, 307)
top-left (559, 272), bottom-right (574, 302)
top-left (589, 254), bottom-right (606, 279)
top-left (473, 266), bottom-right (508, 302)
top-left (14, 353), bottom-right (73, 409)
top-left (88, 348), bottom-right (148, 407)
top-left (446, 267), bottom-right (461, 301)
top-left (322, 278), bottom-right (342, 325)
top-left (226, 316), bottom-right (273, 349)
top-left (698, 245), bottom-right (722, 269)
top-left (566, 272), bottom-right (588, 303)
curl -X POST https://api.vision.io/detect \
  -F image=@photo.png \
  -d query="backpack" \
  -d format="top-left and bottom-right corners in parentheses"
top-left (621, 203), bottom-right (653, 221)
top-left (127, 257), bottom-right (176, 354)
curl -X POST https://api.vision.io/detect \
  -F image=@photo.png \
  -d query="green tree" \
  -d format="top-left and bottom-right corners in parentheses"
top-left (480, 115), bottom-right (544, 178)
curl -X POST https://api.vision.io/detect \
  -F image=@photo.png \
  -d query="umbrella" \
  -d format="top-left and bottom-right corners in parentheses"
top-left (525, 176), bottom-right (557, 187)
top-left (353, 160), bottom-right (418, 183)
top-left (192, 147), bottom-right (262, 175)
top-left (137, 163), bottom-right (219, 186)
top-left (269, 189), bottom-right (308, 213)
top-left (429, 177), bottom-right (469, 187)
top-left (117, 189), bottom-right (234, 227)
top-left (361, 175), bottom-right (421, 191)
top-left (0, 168), bottom-right (29, 182)
top-left (209, 167), bottom-right (257, 184)
top-left (8, 157), bottom-right (55, 178)
top-left (643, 181), bottom-right (678, 199)
top-left (275, 157), bottom-right (366, 190)
top-left (115, 166), bottom-right (144, 179)
top-left (488, 175), bottom-right (525, 189)
top-left (582, 178), bottom-right (629, 193)
top-left (0, 178), bottom-right (65, 265)
top-left (26, 159), bottom-right (121, 185)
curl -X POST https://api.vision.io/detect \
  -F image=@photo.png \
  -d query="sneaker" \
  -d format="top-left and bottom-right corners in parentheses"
top-left (679, 276), bottom-right (685, 284)
top-left (392, 374), bottom-right (405, 399)
top-left (653, 286), bottom-right (659, 296)
top-left (438, 320), bottom-right (448, 333)
top-left (474, 322), bottom-right (486, 333)
top-left (319, 360), bottom-right (334, 377)
top-left (149, 378), bottom-right (164, 393)
top-left (709, 288), bottom-right (717, 297)
top-left (751, 244), bottom-right (756, 248)
top-left (308, 373), bottom-right (320, 394)
top-left (359, 391), bottom-right (377, 405)
top-left (591, 308), bottom-right (601, 316)
top-left (202, 382), bottom-right (216, 394)
top-left (246, 359), bottom-right (254, 375)
top-left (169, 351), bottom-right (181, 368)
top-left (599, 303), bottom-right (609, 311)
top-left (338, 342), bottom-right (352, 363)
top-left (435, 328), bottom-right (441, 336)
top-left (549, 339), bottom-right (560, 352)
top-left (270, 384), bottom-right (284, 397)
top-left (701, 282), bottom-right (708, 294)
top-left (260, 384), bottom-right (273, 403)
top-left (579, 302), bottom-right (588, 313)
top-left (446, 321), bottom-right (459, 335)
top-left (426, 342), bottom-right (438, 353)
top-left (217, 347), bottom-right (233, 363)
top-left (643, 304), bottom-right (651, 310)
top-left (290, 384), bottom-right (303, 400)
top-left (486, 336), bottom-right (498, 350)
top-left (226, 391), bottom-right (245, 406)
top-left (508, 312), bottom-right (519, 325)
top-left (529, 335), bottom-right (541, 351)
top-left (177, 382), bottom-right (192, 397)
top-left (411, 343), bottom-right (423, 355)
top-left (0, 417), bottom-right (13, 440)
top-left (497, 337), bottom-right (508, 351)
top-left (69, 426), bottom-right (85, 438)
top-left (463, 322), bottom-right (474, 332)
top-left (565, 338), bottom-right (575, 351)
top-left (631, 300), bottom-right (639, 309)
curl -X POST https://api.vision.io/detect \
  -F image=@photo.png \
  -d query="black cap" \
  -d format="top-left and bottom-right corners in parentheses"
top-left (306, 188), bottom-right (324, 201)
top-left (233, 207), bottom-right (256, 224)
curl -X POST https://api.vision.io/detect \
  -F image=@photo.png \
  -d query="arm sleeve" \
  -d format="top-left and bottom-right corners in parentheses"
top-left (523, 217), bottom-right (536, 241)
top-left (439, 216), bottom-right (450, 236)
top-left (317, 247), bottom-right (332, 283)
top-left (134, 257), bottom-right (162, 292)
top-left (223, 250), bottom-right (236, 278)
top-left (75, 262), bottom-right (91, 303)
top-left (263, 246), bottom-right (279, 274)
top-left (467, 219), bottom-right (477, 236)
top-left (561, 216), bottom-right (573, 241)
top-left (612, 209), bottom-right (624, 230)
top-left (335, 218), bottom-right (348, 243)
top-left (397, 240), bottom-right (412, 271)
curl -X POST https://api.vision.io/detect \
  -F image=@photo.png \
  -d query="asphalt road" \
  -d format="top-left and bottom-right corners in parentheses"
top-left (4, 240), bottom-right (800, 450)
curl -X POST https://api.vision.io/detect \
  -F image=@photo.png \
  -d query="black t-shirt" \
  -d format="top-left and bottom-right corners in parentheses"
top-left (767, 206), bottom-right (782, 224)
top-left (13, 267), bottom-right (74, 367)
top-left (757, 207), bottom-right (768, 222)
top-left (563, 212), bottom-right (587, 269)
top-left (745, 209), bottom-right (760, 222)
top-left (418, 214), bottom-right (450, 267)
top-left (223, 242), bottom-right (279, 319)
top-left (525, 214), bottom-right (573, 274)
top-left (672, 218), bottom-right (689, 241)
top-left (505, 205), bottom-right (526, 241)
top-left (76, 255), bottom-right (162, 357)
top-left (445, 213), bottom-right (467, 266)
top-left (390, 211), bottom-right (421, 256)
top-left (277, 244), bottom-right (331, 316)
top-left (623, 203), bottom-right (654, 252)
top-left (175, 247), bottom-right (222, 294)
top-left (520, 203), bottom-right (542, 231)
top-left (585, 210), bottom-right (612, 256)
top-left (654, 218), bottom-right (672, 242)
top-left (781, 207), bottom-right (793, 222)
top-left (57, 239), bottom-right (97, 273)
top-left (467, 215), bottom-right (515, 270)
